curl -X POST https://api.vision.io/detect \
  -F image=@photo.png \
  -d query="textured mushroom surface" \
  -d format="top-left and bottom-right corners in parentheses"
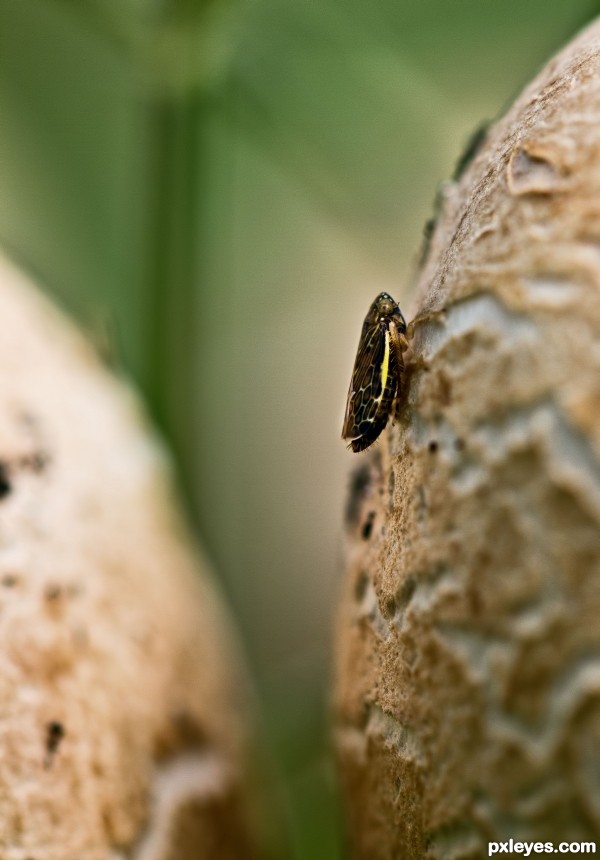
top-left (335, 19), bottom-right (600, 860)
top-left (0, 254), bottom-right (255, 859)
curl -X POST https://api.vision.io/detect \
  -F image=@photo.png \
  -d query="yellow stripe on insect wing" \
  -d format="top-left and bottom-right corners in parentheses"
top-left (377, 329), bottom-right (391, 401)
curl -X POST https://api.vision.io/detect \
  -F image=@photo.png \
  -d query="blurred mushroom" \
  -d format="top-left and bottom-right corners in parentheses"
top-left (0, 253), bottom-right (259, 859)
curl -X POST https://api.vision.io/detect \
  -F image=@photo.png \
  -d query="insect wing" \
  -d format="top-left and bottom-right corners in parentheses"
top-left (342, 320), bottom-right (396, 445)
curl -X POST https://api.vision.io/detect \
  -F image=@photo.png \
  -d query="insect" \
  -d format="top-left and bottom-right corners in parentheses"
top-left (342, 292), bottom-right (410, 453)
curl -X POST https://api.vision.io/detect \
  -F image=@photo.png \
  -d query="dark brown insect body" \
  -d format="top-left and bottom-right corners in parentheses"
top-left (342, 293), bottom-right (408, 453)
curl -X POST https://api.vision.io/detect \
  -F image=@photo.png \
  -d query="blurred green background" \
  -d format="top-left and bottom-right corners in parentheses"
top-left (0, 1), bottom-right (597, 855)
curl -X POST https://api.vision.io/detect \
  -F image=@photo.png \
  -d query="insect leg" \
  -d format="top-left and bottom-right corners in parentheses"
top-left (388, 322), bottom-right (408, 420)
top-left (406, 308), bottom-right (447, 340)
top-left (388, 322), bottom-right (406, 372)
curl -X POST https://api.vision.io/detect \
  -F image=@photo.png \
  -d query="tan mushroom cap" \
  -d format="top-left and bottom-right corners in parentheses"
top-left (335, 18), bottom-right (600, 859)
top-left (0, 253), bottom-right (258, 860)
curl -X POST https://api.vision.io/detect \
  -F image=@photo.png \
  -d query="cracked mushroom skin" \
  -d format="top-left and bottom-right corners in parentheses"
top-left (334, 18), bottom-right (600, 860)
top-left (0, 254), bottom-right (257, 859)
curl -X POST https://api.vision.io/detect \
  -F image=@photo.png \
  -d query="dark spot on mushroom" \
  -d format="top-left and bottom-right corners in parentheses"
top-left (153, 705), bottom-right (211, 762)
top-left (354, 571), bottom-right (369, 603)
top-left (437, 372), bottom-right (452, 406)
top-left (428, 440), bottom-right (438, 454)
top-left (420, 121), bottom-right (489, 269)
top-left (452, 120), bottom-right (490, 181)
top-left (454, 438), bottom-right (465, 452)
top-left (416, 485), bottom-right (427, 523)
top-left (0, 462), bottom-right (12, 499)
top-left (382, 593), bottom-right (397, 620)
top-left (13, 812), bottom-right (23, 836)
top-left (399, 575), bottom-right (417, 607)
top-left (44, 584), bottom-right (62, 602)
top-left (1, 573), bottom-right (18, 588)
top-left (361, 511), bottom-right (375, 541)
top-left (21, 450), bottom-right (51, 474)
top-left (345, 461), bottom-right (372, 528)
top-left (101, 808), bottom-right (114, 836)
top-left (44, 721), bottom-right (65, 767)
top-left (357, 702), bottom-right (370, 730)
top-left (92, 759), bottom-right (105, 777)
top-left (468, 585), bottom-right (482, 615)
top-left (419, 215), bottom-right (438, 267)
top-left (170, 709), bottom-right (208, 751)
top-left (418, 179), bottom-right (449, 268)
